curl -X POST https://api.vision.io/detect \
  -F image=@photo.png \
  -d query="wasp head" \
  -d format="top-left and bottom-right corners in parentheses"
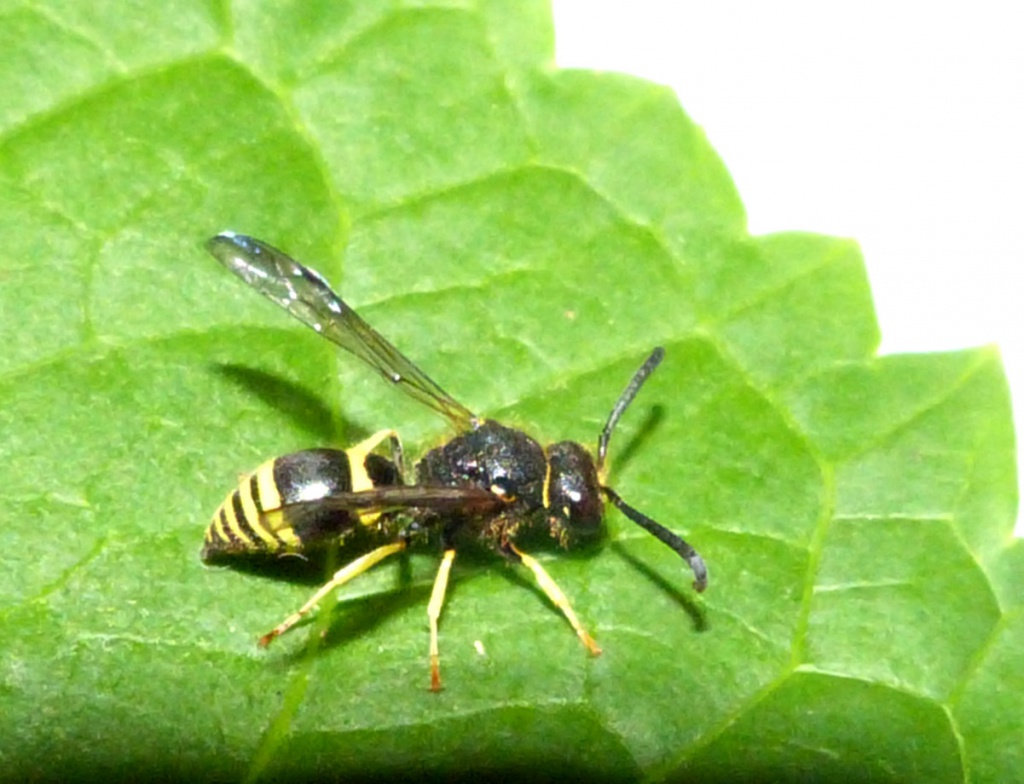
top-left (571, 348), bottom-right (708, 592)
top-left (544, 440), bottom-right (604, 546)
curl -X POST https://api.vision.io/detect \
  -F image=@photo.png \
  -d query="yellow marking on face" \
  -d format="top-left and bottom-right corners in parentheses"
top-left (542, 457), bottom-right (552, 509)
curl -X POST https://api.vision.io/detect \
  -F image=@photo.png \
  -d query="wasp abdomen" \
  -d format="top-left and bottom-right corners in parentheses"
top-left (202, 448), bottom-right (400, 562)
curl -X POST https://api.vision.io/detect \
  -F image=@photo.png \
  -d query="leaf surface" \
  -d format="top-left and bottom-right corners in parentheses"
top-left (0, 2), bottom-right (1019, 782)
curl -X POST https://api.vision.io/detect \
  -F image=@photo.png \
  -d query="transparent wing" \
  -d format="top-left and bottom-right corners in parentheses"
top-left (293, 484), bottom-right (504, 514)
top-left (277, 485), bottom-right (506, 533)
top-left (207, 232), bottom-right (477, 430)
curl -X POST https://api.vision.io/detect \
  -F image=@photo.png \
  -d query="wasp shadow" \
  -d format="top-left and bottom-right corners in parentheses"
top-left (604, 404), bottom-right (664, 478)
top-left (611, 541), bottom-right (708, 632)
top-left (213, 363), bottom-right (380, 444)
top-left (204, 549), bottom-right (344, 587)
top-left (314, 581), bottom-right (431, 655)
top-left (291, 535), bottom-right (602, 661)
top-left (231, 544), bottom-right (426, 665)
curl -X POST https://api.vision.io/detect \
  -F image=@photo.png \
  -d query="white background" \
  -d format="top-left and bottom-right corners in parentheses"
top-left (554, 1), bottom-right (1023, 534)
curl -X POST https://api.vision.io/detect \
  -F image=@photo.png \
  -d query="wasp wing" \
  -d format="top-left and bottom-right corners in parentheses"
top-left (287, 484), bottom-right (505, 517)
top-left (207, 232), bottom-right (477, 431)
top-left (264, 484), bottom-right (506, 545)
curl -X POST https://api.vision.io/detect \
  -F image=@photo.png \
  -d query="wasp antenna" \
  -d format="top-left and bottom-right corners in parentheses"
top-left (602, 486), bottom-right (708, 592)
top-left (597, 347), bottom-right (665, 473)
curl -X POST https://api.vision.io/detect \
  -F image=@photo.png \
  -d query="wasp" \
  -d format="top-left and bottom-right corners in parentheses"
top-left (202, 232), bottom-right (707, 691)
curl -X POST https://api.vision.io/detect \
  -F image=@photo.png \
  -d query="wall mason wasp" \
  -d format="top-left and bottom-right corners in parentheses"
top-left (202, 232), bottom-right (707, 691)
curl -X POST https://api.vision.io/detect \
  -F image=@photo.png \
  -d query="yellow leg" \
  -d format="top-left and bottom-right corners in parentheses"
top-left (509, 544), bottom-right (602, 656)
top-left (426, 549), bottom-right (456, 692)
top-left (258, 541), bottom-right (407, 647)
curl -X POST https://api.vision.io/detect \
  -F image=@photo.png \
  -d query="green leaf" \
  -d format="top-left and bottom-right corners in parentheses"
top-left (0, 2), bottom-right (1019, 782)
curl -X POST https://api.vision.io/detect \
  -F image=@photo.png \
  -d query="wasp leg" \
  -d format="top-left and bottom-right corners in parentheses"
top-left (258, 540), bottom-right (407, 647)
top-left (502, 542), bottom-right (602, 656)
top-left (426, 548), bottom-right (457, 692)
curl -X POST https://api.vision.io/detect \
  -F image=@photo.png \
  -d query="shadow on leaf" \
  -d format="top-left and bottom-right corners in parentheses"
top-left (212, 363), bottom-right (340, 441)
top-left (606, 403), bottom-right (664, 478)
top-left (611, 541), bottom-right (708, 632)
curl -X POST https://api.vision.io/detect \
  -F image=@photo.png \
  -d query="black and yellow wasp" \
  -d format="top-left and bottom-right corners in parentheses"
top-left (202, 231), bottom-right (707, 691)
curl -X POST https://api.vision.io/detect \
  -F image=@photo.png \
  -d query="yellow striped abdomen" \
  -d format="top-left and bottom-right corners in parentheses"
top-left (201, 446), bottom-right (401, 562)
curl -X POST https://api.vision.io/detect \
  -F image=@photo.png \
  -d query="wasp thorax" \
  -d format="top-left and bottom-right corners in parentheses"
top-left (416, 420), bottom-right (548, 509)
top-left (545, 441), bottom-right (603, 538)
